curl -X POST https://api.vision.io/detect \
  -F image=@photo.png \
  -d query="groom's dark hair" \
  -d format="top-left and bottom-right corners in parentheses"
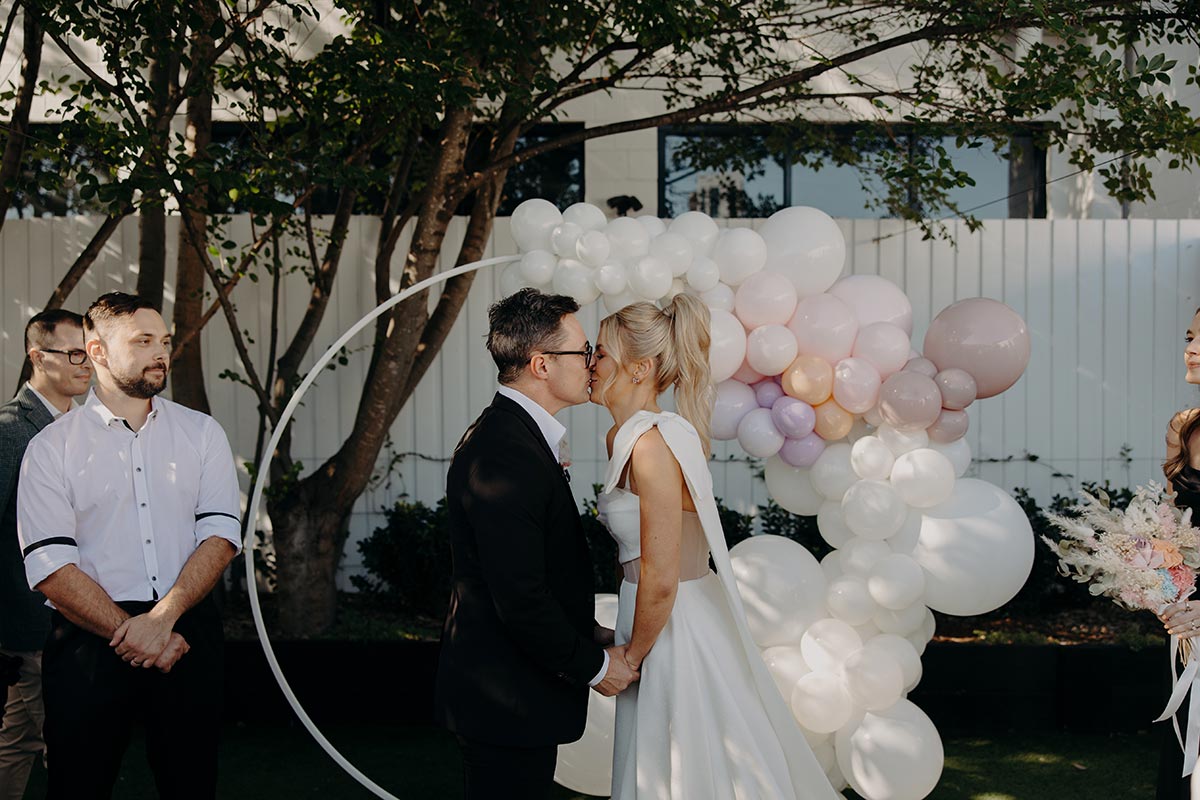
top-left (488, 288), bottom-right (580, 384)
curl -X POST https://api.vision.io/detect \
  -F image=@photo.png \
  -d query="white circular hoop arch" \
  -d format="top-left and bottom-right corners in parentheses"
top-left (243, 255), bottom-right (521, 798)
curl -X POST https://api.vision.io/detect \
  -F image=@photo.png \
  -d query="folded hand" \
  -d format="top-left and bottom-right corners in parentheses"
top-left (593, 645), bottom-right (639, 697)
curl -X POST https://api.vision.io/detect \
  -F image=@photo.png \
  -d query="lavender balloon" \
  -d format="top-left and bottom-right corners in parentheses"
top-left (780, 433), bottom-right (827, 468)
top-left (756, 380), bottom-right (786, 409)
top-left (772, 396), bottom-right (817, 439)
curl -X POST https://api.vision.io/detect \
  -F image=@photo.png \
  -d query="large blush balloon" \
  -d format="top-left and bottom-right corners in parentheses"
top-left (709, 309), bottom-right (748, 383)
top-left (829, 274), bottom-right (914, 335)
top-left (788, 293), bottom-right (859, 364)
top-left (510, 198), bottom-right (562, 252)
top-left (711, 379), bottom-right (758, 440)
top-left (878, 372), bottom-right (942, 432)
top-left (833, 357), bottom-right (882, 415)
top-left (713, 227), bottom-right (768, 286)
top-left (730, 535), bottom-right (828, 647)
top-left (913, 478), bottom-right (1035, 616)
top-left (758, 206), bottom-right (846, 297)
top-left (782, 355), bottom-right (834, 406)
top-left (923, 297), bottom-right (1031, 398)
top-left (735, 270), bottom-right (800, 329)
top-left (852, 322), bottom-right (912, 378)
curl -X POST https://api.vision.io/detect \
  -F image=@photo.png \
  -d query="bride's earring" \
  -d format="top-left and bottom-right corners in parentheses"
top-left (632, 375), bottom-right (641, 384)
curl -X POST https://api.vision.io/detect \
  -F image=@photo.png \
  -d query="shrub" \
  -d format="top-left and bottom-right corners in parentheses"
top-left (351, 498), bottom-right (451, 617)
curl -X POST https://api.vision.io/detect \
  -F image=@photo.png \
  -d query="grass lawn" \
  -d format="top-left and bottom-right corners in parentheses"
top-left (21, 723), bottom-right (1159, 799)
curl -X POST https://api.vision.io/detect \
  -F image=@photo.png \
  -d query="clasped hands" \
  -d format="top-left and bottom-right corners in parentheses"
top-left (592, 625), bottom-right (640, 697)
top-left (1161, 599), bottom-right (1200, 639)
top-left (110, 607), bottom-right (189, 673)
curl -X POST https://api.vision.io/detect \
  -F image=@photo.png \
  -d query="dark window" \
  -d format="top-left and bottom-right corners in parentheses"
top-left (495, 123), bottom-right (584, 216)
top-left (659, 124), bottom-right (1045, 219)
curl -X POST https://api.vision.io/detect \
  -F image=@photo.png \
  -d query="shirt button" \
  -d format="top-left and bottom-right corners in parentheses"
top-left (140, 502), bottom-right (147, 508)
top-left (136, 467), bottom-right (142, 472)
top-left (145, 539), bottom-right (151, 544)
top-left (151, 576), bottom-right (157, 581)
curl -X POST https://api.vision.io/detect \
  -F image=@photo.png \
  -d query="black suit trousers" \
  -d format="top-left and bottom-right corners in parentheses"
top-left (458, 735), bottom-right (558, 800)
top-left (42, 596), bottom-right (224, 800)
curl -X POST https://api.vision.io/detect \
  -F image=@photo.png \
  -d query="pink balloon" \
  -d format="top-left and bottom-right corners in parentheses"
top-left (709, 309), bottom-right (748, 383)
top-left (851, 322), bottom-right (911, 378)
top-left (832, 357), bottom-right (882, 414)
top-left (732, 358), bottom-right (765, 384)
top-left (747, 324), bottom-right (799, 375)
top-left (780, 433), bottom-right (826, 467)
top-left (737, 407), bottom-right (785, 458)
top-left (755, 380), bottom-right (786, 408)
top-left (787, 293), bottom-right (859, 364)
top-left (902, 357), bottom-right (939, 378)
top-left (928, 408), bottom-right (970, 443)
top-left (735, 271), bottom-right (799, 330)
top-left (923, 298), bottom-right (1031, 399)
top-left (712, 380), bottom-right (758, 440)
top-left (879, 372), bottom-right (942, 432)
top-left (934, 368), bottom-right (977, 410)
top-left (828, 274), bottom-right (914, 335)
top-left (771, 396), bottom-right (817, 438)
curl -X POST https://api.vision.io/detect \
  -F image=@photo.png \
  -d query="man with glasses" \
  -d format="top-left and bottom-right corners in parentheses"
top-left (0, 310), bottom-right (91, 800)
top-left (436, 289), bottom-right (638, 800)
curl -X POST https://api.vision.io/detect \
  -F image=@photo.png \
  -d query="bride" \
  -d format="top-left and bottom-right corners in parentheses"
top-left (589, 294), bottom-right (839, 799)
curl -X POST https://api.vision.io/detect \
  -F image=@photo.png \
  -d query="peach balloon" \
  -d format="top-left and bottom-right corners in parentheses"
top-left (923, 298), bottom-right (1030, 399)
top-left (783, 355), bottom-right (834, 405)
top-left (814, 400), bottom-right (854, 441)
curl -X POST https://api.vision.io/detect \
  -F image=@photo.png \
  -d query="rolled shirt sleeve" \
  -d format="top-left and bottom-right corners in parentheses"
top-left (194, 419), bottom-right (243, 554)
top-left (17, 433), bottom-right (81, 589)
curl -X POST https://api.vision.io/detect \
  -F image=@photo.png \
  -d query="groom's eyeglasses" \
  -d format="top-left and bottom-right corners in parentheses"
top-left (541, 342), bottom-right (593, 369)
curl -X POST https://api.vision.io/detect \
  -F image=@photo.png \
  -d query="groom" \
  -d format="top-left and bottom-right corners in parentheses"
top-left (436, 288), bottom-right (638, 800)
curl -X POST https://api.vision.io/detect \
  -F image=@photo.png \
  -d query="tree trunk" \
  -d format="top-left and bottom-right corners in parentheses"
top-left (267, 482), bottom-right (345, 636)
top-left (170, 0), bottom-right (216, 414)
top-left (135, 21), bottom-right (176, 310)
top-left (0, 7), bottom-right (43, 230)
top-left (138, 207), bottom-right (167, 309)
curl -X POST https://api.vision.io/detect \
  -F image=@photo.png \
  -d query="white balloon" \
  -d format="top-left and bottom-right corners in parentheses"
top-left (668, 211), bottom-right (720, 257)
top-left (864, 404), bottom-right (885, 427)
top-left (810, 443), bottom-right (856, 501)
top-left (575, 230), bottom-right (612, 267)
top-left (551, 222), bottom-right (585, 257)
top-left (850, 436), bottom-right (895, 481)
top-left (867, 553), bottom-right (927, 610)
top-left (873, 603), bottom-right (926, 636)
top-left (499, 262), bottom-right (530, 297)
top-left (738, 408), bottom-right (785, 458)
top-left (865, 634), bottom-right (923, 691)
top-left (709, 309), bottom-right (748, 383)
top-left (826, 576), bottom-right (879, 626)
top-left (800, 618), bottom-right (862, 674)
top-left (519, 250), bottom-right (558, 285)
top-left (762, 645), bottom-right (811, 702)
top-left (877, 423), bottom-right (929, 456)
top-left (686, 256), bottom-right (721, 292)
top-left (628, 255), bottom-right (672, 300)
top-left (890, 448), bottom-right (957, 508)
top-left (792, 671), bottom-right (854, 734)
top-left (746, 325), bottom-right (799, 376)
top-left (930, 436), bottom-right (972, 478)
top-left (840, 537), bottom-right (892, 576)
top-left (561, 202), bottom-right (608, 232)
top-left (758, 206), bottom-right (846, 297)
top-left (552, 260), bottom-right (601, 306)
top-left (730, 535), bottom-right (829, 647)
top-left (711, 379), bottom-right (758, 441)
top-left (842, 648), bottom-right (904, 711)
top-left (593, 262), bottom-right (629, 296)
top-left (605, 216), bottom-right (651, 261)
top-left (854, 620), bottom-right (881, 642)
top-left (764, 456), bottom-right (824, 516)
top-left (649, 232), bottom-right (695, 277)
top-left (847, 418), bottom-right (874, 444)
top-left (635, 215), bottom-right (667, 237)
top-left (913, 478), bottom-right (1035, 616)
top-left (816, 500), bottom-right (853, 549)
top-left (841, 480), bottom-right (907, 540)
top-left (510, 198), bottom-right (562, 252)
top-left (701, 282), bottom-right (736, 312)
top-left (887, 508), bottom-right (924, 555)
top-left (820, 550), bottom-right (844, 583)
top-left (602, 289), bottom-right (639, 315)
top-left (712, 227), bottom-right (768, 286)
top-left (836, 700), bottom-right (944, 800)
top-left (554, 594), bottom-right (619, 795)
top-left (811, 738), bottom-right (838, 776)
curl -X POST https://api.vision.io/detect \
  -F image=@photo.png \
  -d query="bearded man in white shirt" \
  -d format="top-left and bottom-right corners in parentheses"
top-left (16, 292), bottom-right (241, 799)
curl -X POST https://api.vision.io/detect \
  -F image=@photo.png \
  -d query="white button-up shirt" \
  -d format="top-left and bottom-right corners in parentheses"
top-left (17, 389), bottom-right (243, 602)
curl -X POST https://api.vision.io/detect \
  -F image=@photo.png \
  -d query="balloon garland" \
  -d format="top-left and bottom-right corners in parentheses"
top-left (502, 199), bottom-right (1036, 800)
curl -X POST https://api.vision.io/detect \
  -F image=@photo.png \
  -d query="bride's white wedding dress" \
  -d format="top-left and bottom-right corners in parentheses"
top-left (598, 410), bottom-right (839, 800)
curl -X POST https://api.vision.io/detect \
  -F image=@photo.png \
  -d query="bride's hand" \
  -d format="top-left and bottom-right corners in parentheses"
top-left (1162, 600), bottom-right (1200, 637)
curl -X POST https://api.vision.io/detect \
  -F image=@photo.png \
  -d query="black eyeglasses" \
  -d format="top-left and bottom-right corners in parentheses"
top-left (39, 348), bottom-right (89, 366)
top-left (541, 342), bottom-right (593, 369)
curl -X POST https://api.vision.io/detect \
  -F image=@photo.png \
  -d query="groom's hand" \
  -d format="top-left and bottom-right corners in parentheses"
top-left (593, 645), bottom-right (639, 697)
top-left (593, 625), bottom-right (616, 647)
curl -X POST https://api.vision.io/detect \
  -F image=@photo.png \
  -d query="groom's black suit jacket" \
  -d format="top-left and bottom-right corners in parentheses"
top-left (435, 393), bottom-right (605, 748)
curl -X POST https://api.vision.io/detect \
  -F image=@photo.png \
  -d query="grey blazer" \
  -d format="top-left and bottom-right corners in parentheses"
top-left (0, 384), bottom-right (58, 651)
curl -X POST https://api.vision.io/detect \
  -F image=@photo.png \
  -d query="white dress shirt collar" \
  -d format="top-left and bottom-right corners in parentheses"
top-left (83, 387), bottom-right (161, 430)
top-left (497, 385), bottom-right (567, 460)
top-left (26, 383), bottom-right (69, 419)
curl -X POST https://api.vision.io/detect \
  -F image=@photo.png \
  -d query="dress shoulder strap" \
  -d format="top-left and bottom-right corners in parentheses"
top-left (602, 410), bottom-right (711, 502)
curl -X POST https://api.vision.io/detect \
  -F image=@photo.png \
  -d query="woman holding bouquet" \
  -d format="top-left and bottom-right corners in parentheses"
top-left (1159, 308), bottom-right (1200, 798)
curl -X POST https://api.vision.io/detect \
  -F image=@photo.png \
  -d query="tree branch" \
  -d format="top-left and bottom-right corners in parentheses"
top-left (0, 5), bottom-right (43, 232)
